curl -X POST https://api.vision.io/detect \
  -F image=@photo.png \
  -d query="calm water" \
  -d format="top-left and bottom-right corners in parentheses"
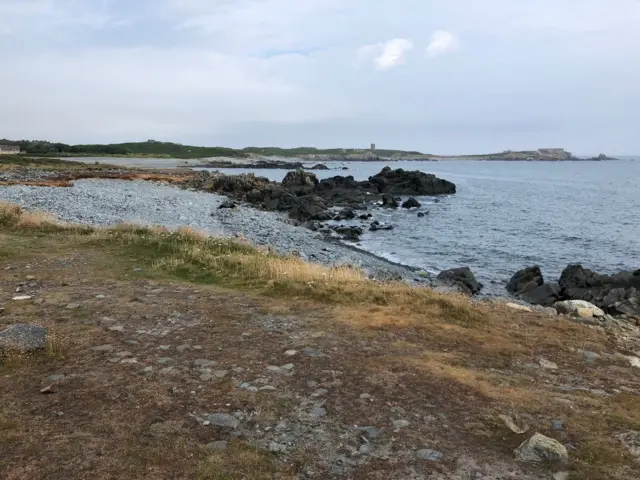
top-left (205, 160), bottom-right (640, 293)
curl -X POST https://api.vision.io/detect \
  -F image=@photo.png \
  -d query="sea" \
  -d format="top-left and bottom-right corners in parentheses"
top-left (204, 158), bottom-right (640, 294)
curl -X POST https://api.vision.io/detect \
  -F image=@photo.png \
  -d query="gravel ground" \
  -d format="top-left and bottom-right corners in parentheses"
top-left (0, 179), bottom-right (420, 281)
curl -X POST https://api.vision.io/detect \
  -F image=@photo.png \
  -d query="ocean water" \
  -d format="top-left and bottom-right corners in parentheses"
top-left (204, 160), bottom-right (640, 294)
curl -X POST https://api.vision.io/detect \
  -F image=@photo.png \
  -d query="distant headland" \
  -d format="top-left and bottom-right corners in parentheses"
top-left (0, 139), bottom-right (618, 162)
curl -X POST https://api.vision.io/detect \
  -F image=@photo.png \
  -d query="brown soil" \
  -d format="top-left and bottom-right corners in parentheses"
top-left (1, 233), bottom-right (640, 479)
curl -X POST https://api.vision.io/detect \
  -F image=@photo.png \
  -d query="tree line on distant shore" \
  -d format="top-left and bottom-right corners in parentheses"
top-left (0, 139), bottom-right (421, 159)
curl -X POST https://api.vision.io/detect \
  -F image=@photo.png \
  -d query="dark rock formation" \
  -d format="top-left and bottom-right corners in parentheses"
top-left (184, 167), bottom-right (456, 228)
top-left (282, 169), bottom-right (319, 188)
top-left (381, 194), bottom-right (399, 208)
top-left (401, 197), bottom-right (421, 209)
top-left (369, 167), bottom-right (456, 195)
top-left (334, 209), bottom-right (355, 221)
top-left (369, 221), bottom-right (394, 232)
top-left (417, 212), bottom-right (427, 218)
top-left (218, 200), bottom-right (237, 209)
top-left (437, 267), bottom-right (483, 295)
top-left (309, 164), bottom-right (329, 170)
top-left (332, 225), bottom-right (363, 241)
top-left (358, 213), bottom-right (373, 220)
top-left (506, 266), bottom-right (544, 295)
top-left (506, 263), bottom-right (640, 317)
top-left (519, 283), bottom-right (561, 307)
top-left (558, 264), bottom-right (640, 316)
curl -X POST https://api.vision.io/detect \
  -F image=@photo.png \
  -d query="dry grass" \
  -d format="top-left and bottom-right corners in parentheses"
top-left (196, 441), bottom-right (294, 480)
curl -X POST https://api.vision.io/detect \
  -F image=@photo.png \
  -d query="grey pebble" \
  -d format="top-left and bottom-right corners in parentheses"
top-left (417, 449), bottom-right (443, 461)
top-left (207, 413), bottom-right (239, 429)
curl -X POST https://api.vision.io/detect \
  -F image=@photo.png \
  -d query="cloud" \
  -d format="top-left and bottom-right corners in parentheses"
top-left (0, 0), bottom-right (640, 154)
top-left (357, 38), bottom-right (413, 71)
top-left (426, 30), bottom-right (459, 58)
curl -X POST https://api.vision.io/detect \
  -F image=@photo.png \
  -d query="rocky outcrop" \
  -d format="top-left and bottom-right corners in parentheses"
top-left (506, 266), bottom-right (544, 294)
top-left (185, 167), bottom-right (456, 226)
top-left (309, 164), bottom-right (329, 170)
top-left (558, 264), bottom-right (640, 316)
top-left (506, 266), bottom-right (560, 306)
top-left (506, 263), bottom-right (640, 317)
top-left (437, 267), bottom-right (483, 295)
top-left (381, 194), bottom-right (399, 208)
top-left (282, 170), bottom-right (318, 188)
top-left (369, 167), bottom-right (456, 195)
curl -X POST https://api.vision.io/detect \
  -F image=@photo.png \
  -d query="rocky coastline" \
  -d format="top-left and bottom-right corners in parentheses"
top-left (184, 167), bottom-right (455, 237)
top-left (506, 264), bottom-right (640, 320)
top-left (1, 164), bottom-right (637, 320)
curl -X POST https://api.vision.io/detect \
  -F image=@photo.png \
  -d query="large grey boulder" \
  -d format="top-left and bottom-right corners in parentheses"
top-left (520, 283), bottom-right (562, 307)
top-left (506, 266), bottom-right (544, 295)
top-left (0, 323), bottom-right (48, 354)
top-left (554, 300), bottom-right (605, 318)
top-left (437, 267), bottom-right (483, 295)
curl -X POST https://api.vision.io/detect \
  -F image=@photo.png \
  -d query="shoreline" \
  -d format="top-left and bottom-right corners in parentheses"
top-left (1, 165), bottom-right (637, 317)
top-left (0, 177), bottom-right (426, 285)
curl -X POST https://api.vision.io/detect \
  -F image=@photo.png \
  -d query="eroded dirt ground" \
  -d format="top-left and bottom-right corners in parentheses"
top-left (2, 247), bottom-right (640, 479)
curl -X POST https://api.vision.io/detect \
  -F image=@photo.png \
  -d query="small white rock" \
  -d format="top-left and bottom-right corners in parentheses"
top-left (506, 303), bottom-right (532, 312)
top-left (12, 295), bottom-right (33, 301)
top-left (539, 358), bottom-right (559, 370)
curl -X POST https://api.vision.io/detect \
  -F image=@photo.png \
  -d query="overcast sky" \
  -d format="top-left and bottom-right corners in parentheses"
top-left (1, 0), bottom-right (639, 154)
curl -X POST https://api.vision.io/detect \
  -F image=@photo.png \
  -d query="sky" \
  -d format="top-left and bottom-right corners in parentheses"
top-left (0, 0), bottom-right (639, 155)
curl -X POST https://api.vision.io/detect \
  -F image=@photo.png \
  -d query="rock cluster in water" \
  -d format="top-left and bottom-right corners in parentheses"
top-left (185, 167), bottom-right (456, 241)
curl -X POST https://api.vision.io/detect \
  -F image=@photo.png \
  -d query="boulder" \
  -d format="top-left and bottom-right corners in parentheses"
top-left (0, 323), bottom-right (48, 354)
top-left (401, 197), bottom-right (421, 209)
top-left (333, 225), bottom-right (363, 241)
top-left (358, 213), bottom-right (372, 220)
top-left (417, 211), bottom-right (427, 218)
top-left (519, 283), bottom-right (561, 307)
top-left (334, 209), bottom-right (356, 221)
top-left (514, 433), bottom-right (568, 463)
top-left (381, 194), bottom-right (399, 208)
top-left (218, 200), bottom-right (237, 209)
top-left (369, 221), bottom-right (394, 232)
top-left (506, 266), bottom-right (544, 295)
top-left (437, 267), bottom-right (483, 295)
top-left (554, 300), bottom-right (605, 318)
top-left (282, 169), bottom-right (318, 188)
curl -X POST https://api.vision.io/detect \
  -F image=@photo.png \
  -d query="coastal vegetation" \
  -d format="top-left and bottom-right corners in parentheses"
top-left (0, 139), bottom-right (246, 159)
top-left (1, 139), bottom-right (425, 159)
top-left (1, 139), bottom-right (617, 161)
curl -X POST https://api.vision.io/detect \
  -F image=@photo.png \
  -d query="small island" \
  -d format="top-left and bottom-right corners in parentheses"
top-left (445, 148), bottom-right (618, 162)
